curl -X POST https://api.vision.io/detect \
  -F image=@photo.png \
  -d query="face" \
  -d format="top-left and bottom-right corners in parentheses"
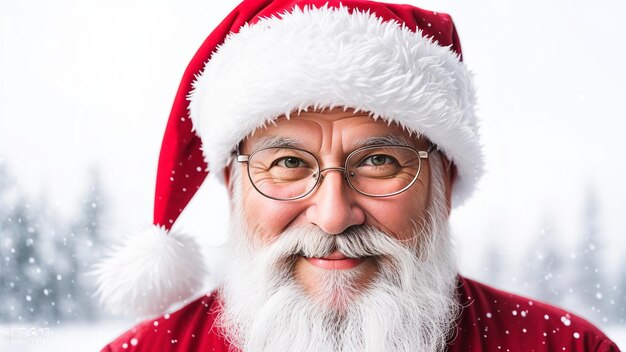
top-left (219, 108), bottom-right (458, 351)
top-left (216, 109), bottom-right (459, 352)
top-left (228, 107), bottom-right (451, 299)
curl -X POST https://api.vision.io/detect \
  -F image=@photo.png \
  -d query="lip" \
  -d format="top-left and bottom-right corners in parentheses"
top-left (305, 250), bottom-right (364, 270)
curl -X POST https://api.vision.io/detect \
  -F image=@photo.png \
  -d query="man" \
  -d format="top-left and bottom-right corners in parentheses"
top-left (96, 0), bottom-right (620, 351)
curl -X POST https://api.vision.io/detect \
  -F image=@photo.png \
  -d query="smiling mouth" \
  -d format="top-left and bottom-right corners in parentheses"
top-left (304, 250), bottom-right (365, 270)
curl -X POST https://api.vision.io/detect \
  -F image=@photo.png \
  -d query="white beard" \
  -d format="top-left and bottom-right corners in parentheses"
top-left (216, 154), bottom-right (460, 352)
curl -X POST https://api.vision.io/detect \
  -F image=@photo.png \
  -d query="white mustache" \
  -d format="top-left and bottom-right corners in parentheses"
top-left (259, 225), bottom-right (410, 262)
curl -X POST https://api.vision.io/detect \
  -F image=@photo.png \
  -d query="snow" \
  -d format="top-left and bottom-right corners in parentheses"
top-left (1, 322), bottom-right (624, 351)
top-left (0, 321), bottom-right (133, 352)
top-left (1, 0), bottom-right (625, 350)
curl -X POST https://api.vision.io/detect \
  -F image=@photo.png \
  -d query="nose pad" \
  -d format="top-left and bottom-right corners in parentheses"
top-left (313, 167), bottom-right (350, 183)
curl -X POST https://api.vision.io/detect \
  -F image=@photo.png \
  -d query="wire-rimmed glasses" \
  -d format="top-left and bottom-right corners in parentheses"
top-left (236, 144), bottom-right (435, 201)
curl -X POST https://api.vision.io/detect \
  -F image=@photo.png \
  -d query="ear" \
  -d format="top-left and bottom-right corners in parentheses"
top-left (223, 164), bottom-right (234, 198)
top-left (442, 156), bottom-right (457, 215)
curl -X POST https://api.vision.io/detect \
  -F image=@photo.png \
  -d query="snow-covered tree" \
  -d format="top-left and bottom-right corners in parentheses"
top-left (0, 194), bottom-right (47, 321)
top-left (614, 260), bottom-right (626, 324)
top-left (482, 243), bottom-right (503, 286)
top-left (568, 187), bottom-right (608, 324)
top-left (0, 161), bottom-right (109, 323)
top-left (522, 215), bottom-right (565, 305)
top-left (66, 167), bottom-right (108, 320)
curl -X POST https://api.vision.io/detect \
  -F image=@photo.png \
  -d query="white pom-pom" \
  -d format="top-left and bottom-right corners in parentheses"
top-left (93, 225), bottom-right (206, 316)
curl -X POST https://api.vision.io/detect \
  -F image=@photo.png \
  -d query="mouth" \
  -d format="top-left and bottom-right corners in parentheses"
top-left (304, 250), bottom-right (365, 270)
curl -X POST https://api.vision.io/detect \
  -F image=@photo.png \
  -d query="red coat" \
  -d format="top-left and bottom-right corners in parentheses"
top-left (102, 276), bottom-right (620, 351)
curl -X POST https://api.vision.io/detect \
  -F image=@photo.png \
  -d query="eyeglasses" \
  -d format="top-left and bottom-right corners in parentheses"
top-left (236, 144), bottom-right (435, 201)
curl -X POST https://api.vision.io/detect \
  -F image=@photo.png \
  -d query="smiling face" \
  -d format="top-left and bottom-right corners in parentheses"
top-left (227, 107), bottom-right (452, 299)
top-left (218, 107), bottom-right (459, 351)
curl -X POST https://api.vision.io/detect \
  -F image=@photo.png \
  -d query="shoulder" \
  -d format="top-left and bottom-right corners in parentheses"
top-left (100, 291), bottom-right (232, 352)
top-left (448, 276), bottom-right (620, 352)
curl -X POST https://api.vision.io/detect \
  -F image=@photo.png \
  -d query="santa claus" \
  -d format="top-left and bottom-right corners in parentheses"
top-left (96, 0), bottom-right (619, 351)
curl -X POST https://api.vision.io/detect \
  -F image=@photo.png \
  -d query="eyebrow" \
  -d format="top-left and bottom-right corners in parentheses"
top-left (246, 134), bottom-right (416, 154)
top-left (249, 136), bottom-right (304, 152)
top-left (353, 135), bottom-right (413, 148)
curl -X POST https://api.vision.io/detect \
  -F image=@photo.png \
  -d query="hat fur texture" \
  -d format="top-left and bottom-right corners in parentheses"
top-left (188, 4), bottom-right (482, 206)
top-left (93, 225), bottom-right (206, 316)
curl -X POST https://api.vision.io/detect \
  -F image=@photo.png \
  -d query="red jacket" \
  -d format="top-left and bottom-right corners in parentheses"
top-left (102, 276), bottom-right (620, 351)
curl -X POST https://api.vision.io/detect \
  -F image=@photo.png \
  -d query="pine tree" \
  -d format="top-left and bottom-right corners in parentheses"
top-left (0, 161), bottom-right (46, 322)
top-left (66, 167), bottom-right (108, 320)
top-left (0, 160), bottom-right (110, 324)
top-left (522, 215), bottom-right (564, 305)
top-left (614, 260), bottom-right (626, 324)
top-left (0, 159), bottom-right (12, 322)
top-left (569, 187), bottom-right (607, 324)
top-left (482, 239), bottom-right (504, 288)
top-left (0, 198), bottom-right (46, 322)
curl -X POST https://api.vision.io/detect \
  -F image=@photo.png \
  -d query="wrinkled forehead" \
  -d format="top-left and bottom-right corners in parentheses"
top-left (240, 107), bottom-right (429, 154)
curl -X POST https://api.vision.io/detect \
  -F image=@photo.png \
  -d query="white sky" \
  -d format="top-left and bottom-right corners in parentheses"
top-left (1, 0), bottom-right (625, 291)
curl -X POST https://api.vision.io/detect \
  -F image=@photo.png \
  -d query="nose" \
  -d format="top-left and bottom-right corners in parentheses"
top-left (305, 168), bottom-right (365, 235)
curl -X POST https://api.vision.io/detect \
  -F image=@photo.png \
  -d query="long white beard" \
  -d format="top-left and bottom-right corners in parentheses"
top-left (216, 154), bottom-right (460, 352)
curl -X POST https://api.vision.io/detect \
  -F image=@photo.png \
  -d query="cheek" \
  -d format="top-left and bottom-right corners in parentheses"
top-left (362, 185), bottom-right (429, 240)
top-left (241, 183), bottom-right (306, 241)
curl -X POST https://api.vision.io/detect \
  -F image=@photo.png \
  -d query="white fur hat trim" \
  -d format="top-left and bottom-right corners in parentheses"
top-left (188, 5), bottom-right (482, 206)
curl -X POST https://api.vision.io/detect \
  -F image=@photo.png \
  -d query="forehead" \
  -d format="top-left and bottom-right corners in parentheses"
top-left (241, 107), bottom-right (424, 152)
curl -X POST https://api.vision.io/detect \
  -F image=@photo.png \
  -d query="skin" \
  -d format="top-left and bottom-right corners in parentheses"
top-left (224, 107), bottom-right (455, 297)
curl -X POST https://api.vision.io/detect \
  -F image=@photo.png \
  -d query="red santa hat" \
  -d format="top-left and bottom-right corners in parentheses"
top-left (95, 0), bottom-right (482, 316)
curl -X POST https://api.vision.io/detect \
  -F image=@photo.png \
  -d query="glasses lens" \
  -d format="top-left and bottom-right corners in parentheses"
top-left (248, 147), bottom-right (319, 200)
top-left (346, 146), bottom-right (421, 196)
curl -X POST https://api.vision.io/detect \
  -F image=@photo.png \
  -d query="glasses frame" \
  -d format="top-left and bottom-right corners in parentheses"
top-left (236, 143), bottom-right (436, 201)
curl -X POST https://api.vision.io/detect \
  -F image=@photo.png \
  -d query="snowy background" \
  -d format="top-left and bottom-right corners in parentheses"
top-left (1, 0), bottom-right (625, 350)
